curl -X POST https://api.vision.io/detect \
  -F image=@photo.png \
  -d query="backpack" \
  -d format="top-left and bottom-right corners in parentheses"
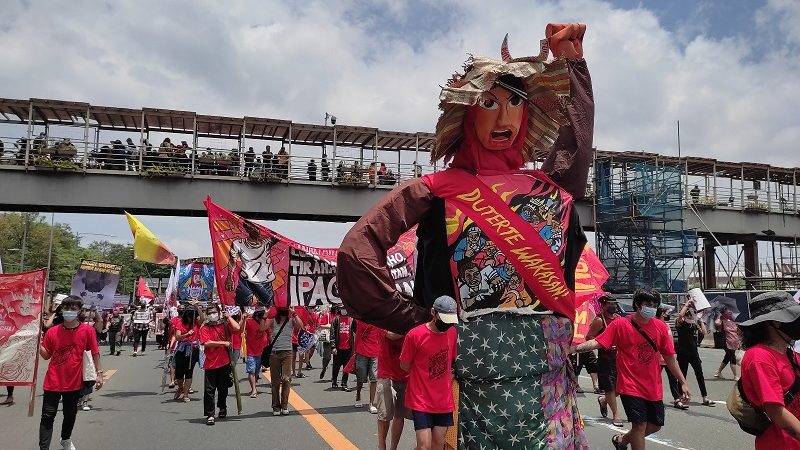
top-left (727, 348), bottom-right (800, 436)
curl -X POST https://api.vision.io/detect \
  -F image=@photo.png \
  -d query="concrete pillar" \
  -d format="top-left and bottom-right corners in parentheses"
top-left (704, 242), bottom-right (717, 289)
top-left (744, 241), bottom-right (759, 289)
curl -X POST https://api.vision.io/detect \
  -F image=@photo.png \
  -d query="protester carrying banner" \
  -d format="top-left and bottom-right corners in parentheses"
top-left (244, 307), bottom-right (269, 398)
top-left (353, 319), bottom-right (384, 413)
top-left (676, 297), bottom-right (715, 408)
top-left (226, 307), bottom-right (245, 367)
top-left (293, 305), bottom-right (311, 378)
top-left (330, 305), bottom-right (353, 391)
top-left (131, 302), bottom-right (151, 356)
top-left (265, 306), bottom-right (303, 415)
top-left (38, 295), bottom-right (104, 450)
top-left (399, 296), bottom-right (458, 450)
top-left (302, 306), bottom-right (319, 371)
top-left (105, 309), bottom-right (124, 356)
top-left (377, 330), bottom-right (410, 450)
top-left (199, 304), bottom-right (233, 426)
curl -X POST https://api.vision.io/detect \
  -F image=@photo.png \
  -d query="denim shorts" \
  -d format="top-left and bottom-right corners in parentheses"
top-left (412, 410), bottom-right (454, 430)
top-left (245, 355), bottom-right (262, 375)
top-left (355, 353), bottom-right (377, 383)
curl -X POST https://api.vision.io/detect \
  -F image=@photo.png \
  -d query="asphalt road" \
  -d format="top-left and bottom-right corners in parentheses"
top-left (0, 342), bottom-right (755, 449)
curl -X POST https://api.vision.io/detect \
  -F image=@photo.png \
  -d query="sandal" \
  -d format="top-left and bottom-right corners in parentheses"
top-left (612, 434), bottom-right (627, 449)
top-left (612, 419), bottom-right (625, 427)
top-left (598, 396), bottom-right (608, 418)
top-left (249, 393), bottom-right (258, 398)
top-left (593, 388), bottom-right (602, 394)
top-left (673, 400), bottom-right (689, 410)
top-left (702, 399), bottom-right (716, 407)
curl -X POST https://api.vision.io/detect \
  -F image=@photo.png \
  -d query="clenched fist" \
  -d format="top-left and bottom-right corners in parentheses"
top-left (546, 23), bottom-right (586, 60)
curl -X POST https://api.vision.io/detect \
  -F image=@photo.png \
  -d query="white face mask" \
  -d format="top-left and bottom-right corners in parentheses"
top-left (208, 313), bottom-right (220, 322)
top-left (639, 306), bottom-right (657, 320)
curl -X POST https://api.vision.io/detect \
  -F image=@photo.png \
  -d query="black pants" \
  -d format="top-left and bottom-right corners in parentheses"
top-left (678, 349), bottom-right (708, 397)
top-left (6, 386), bottom-right (13, 396)
top-left (662, 366), bottom-right (681, 401)
top-left (133, 329), bottom-right (148, 352)
top-left (203, 365), bottom-right (231, 417)
top-left (39, 390), bottom-right (80, 450)
top-left (721, 347), bottom-right (737, 366)
top-left (331, 348), bottom-right (351, 386)
top-left (108, 331), bottom-right (119, 354)
top-left (570, 351), bottom-right (598, 375)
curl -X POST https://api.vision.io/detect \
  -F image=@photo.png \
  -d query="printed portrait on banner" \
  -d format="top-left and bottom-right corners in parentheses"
top-left (70, 260), bottom-right (122, 310)
top-left (0, 269), bottom-right (46, 386)
top-left (177, 262), bottom-right (216, 302)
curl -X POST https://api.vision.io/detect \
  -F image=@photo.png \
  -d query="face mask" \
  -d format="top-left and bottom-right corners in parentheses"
top-left (208, 313), bottom-right (220, 322)
top-left (435, 319), bottom-right (454, 332)
top-left (639, 306), bottom-right (657, 320)
top-left (62, 311), bottom-right (79, 322)
top-left (780, 321), bottom-right (800, 340)
top-left (605, 307), bottom-right (616, 315)
top-left (340, 310), bottom-right (348, 316)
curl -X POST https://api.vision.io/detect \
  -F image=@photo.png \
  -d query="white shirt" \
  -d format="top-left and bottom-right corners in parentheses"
top-left (230, 238), bottom-right (276, 283)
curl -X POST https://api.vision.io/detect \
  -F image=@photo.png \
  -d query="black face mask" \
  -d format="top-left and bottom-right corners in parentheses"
top-left (779, 321), bottom-right (800, 340)
top-left (435, 319), bottom-right (454, 332)
top-left (604, 307), bottom-right (616, 315)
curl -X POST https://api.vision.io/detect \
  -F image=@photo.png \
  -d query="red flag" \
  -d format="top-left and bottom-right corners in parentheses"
top-left (0, 269), bottom-right (47, 386)
top-left (137, 277), bottom-right (155, 300)
top-left (572, 244), bottom-right (609, 343)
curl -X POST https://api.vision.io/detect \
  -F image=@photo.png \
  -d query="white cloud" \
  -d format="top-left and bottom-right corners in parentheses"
top-left (3, 0), bottom-right (799, 254)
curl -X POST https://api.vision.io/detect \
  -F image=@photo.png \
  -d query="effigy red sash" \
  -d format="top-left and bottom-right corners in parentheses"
top-left (424, 168), bottom-right (575, 317)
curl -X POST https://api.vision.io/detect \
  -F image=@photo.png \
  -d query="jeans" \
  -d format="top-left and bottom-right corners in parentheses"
top-left (235, 278), bottom-right (274, 307)
top-left (39, 390), bottom-right (80, 450)
top-left (108, 331), bottom-right (119, 354)
top-left (133, 329), bottom-right (148, 352)
top-left (269, 350), bottom-right (293, 410)
top-left (678, 348), bottom-right (708, 397)
top-left (203, 365), bottom-right (231, 417)
top-left (331, 348), bottom-right (351, 387)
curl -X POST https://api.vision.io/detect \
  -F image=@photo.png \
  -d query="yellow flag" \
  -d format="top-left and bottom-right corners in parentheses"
top-left (125, 212), bottom-right (177, 265)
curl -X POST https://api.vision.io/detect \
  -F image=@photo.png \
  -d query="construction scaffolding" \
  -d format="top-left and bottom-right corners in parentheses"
top-left (594, 154), bottom-right (698, 293)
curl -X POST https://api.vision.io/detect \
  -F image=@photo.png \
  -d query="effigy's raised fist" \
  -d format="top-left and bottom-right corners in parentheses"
top-left (546, 23), bottom-right (586, 60)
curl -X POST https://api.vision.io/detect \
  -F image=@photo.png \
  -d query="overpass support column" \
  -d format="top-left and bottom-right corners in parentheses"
top-left (744, 240), bottom-right (759, 289)
top-left (704, 242), bottom-right (717, 289)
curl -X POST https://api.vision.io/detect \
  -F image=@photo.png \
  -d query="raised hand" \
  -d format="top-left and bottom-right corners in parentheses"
top-left (546, 23), bottom-right (586, 60)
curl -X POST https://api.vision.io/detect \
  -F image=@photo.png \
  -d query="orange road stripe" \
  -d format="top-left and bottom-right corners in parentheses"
top-left (261, 371), bottom-right (358, 450)
top-left (102, 369), bottom-right (117, 381)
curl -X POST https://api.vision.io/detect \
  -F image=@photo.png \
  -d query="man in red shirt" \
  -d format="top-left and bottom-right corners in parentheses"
top-left (571, 289), bottom-right (691, 450)
top-left (39, 295), bottom-right (104, 450)
top-left (400, 296), bottom-right (458, 450)
top-left (330, 305), bottom-right (353, 391)
top-left (317, 307), bottom-right (335, 380)
top-left (353, 319), bottom-right (384, 412)
top-left (376, 330), bottom-right (410, 450)
top-left (199, 304), bottom-right (234, 426)
top-left (244, 307), bottom-right (269, 397)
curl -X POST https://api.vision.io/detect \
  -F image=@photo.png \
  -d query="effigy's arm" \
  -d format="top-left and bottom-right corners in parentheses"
top-left (337, 178), bottom-right (434, 334)
top-left (541, 58), bottom-right (594, 200)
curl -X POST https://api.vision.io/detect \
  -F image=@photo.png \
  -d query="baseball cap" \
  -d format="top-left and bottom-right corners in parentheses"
top-left (433, 296), bottom-right (459, 324)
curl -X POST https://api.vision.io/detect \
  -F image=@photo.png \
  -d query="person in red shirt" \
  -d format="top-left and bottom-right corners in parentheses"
top-left (316, 307), bottom-right (335, 380)
top-left (376, 330), bottom-right (410, 450)
top-left (227, 308), bottom-right (245, 367)
top-left (399, 296), bottom-right (458, 450)
top-left (292, 305), bottom-right (309, 378)
top-left (353, 319), bottom-right (384, 413)
top-left (173, 302), bottom-right (203, 402)
top-left (199, 304), bottom-right (234, 426)
top-left (587, 295), bottom-right (623, 426)
top-left (38, 295), bottom-right (104, 450)
top-left (244, 307), bottom-right (269, 397)
top-left (571, 289), bottom-right (691, 450)
top-left (330, 305), bottom-right (353, 391)
top-left (739, 291), bottom-right (800, 450)
top-left (302, 306), bottom-right (319, 371)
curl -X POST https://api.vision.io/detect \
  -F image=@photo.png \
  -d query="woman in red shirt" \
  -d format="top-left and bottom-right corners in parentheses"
top-left (173, 303), bottom-right (204, 402)
top-left (740, 291), bottom-right (800, 449)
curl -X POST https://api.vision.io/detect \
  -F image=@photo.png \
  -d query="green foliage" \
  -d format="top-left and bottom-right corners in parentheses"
top-left (0, 213), bottom-right (171, 296)
top-left (142, 165), bottom-right (186, 177)
top-left (33, 156), bottom-right (80, 171)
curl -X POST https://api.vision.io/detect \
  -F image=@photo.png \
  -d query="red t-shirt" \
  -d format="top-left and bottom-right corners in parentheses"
top-left (42, 323), bottom-right (99, 392)
top-left (400, 324), bottom-right (457, 413)
top-left (742, 345), bottom-right (800, 450)
top-left (335, 316), bottom-right (352, 350)
top-left (318, 312), bottom-right (333, 327)
top-left (595, 317), bottom-right (675, 401)
top-left (292, 306), bottom-right (311, 345)
top-left (199, 323), bottom-right (231, 370)
top-left (230, 323), bottom-right (243, 351)
top-left (378, 334), bottom-right (408, 382)
top-left (245, 318), bottom-right (268, 356)
top-left (174, 320), bottom-right (199, 343)
top-left (354, 320), bottom-right (383, 358)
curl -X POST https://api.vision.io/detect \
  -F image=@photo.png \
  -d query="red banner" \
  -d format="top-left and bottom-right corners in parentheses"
top-left (0, 269), bottom-right (47, 386)
top-left (572, 244), bottom-right (609, 343)
top-left (137, 276), bottom-right (155, 300)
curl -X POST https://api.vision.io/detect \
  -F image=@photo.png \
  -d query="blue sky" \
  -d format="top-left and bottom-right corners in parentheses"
top-left (1, 0), bottom-right (798, 260)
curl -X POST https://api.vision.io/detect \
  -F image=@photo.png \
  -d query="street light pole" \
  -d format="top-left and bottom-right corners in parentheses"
top-left (20, 214), bottom-right (28, 271)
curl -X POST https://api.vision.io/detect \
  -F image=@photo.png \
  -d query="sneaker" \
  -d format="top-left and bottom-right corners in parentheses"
top-left (369, 405), bottom-right (378, 414)
top-left (342, 386), bottom-right (352, 392)
top-left (296, 373), bottom-right (306, 378)
top-left (331, 382), bottom-right (339, 389)
top-left (272, 408), bottom-right (281, 416)
top-left (132, 352), bottom-right (137, 357)
top-left (305, 363), bottom-right (313, 370)
top-left (281, 408), bottom-right (290, 415)
top-left (206, 416), bottom-right (215, 426)
top-left (116, 351), bottom-right (121, 356)
top-left (183, 396), bottom-right (191, 403)
top-left (60, 439), bottom-right (76, 450)
top-left (218, 408), bottom-right (227, 418)
top-left (355, 400), bottom-right (363, 408)
top-left (82, 404), bottom-right (91, 411)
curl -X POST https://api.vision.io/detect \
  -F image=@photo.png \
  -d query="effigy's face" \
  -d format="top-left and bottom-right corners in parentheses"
top-left (471, 85), bottom-right (524, 151)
